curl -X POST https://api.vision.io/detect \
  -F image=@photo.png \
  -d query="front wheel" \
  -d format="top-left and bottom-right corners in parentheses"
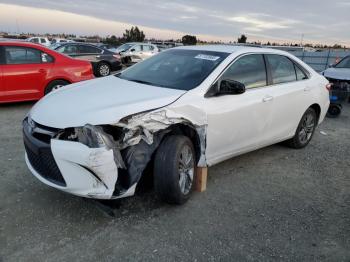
top-left (287, 108), bottom-right (317, 149)
top-left (154, 135), bottom-right (196, 205)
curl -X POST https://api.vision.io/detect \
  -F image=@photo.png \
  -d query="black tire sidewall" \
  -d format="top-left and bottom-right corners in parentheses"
top-left (293, 108), bottom-right (317, 148)
top-left (154, 135), bottom-right (196, 204)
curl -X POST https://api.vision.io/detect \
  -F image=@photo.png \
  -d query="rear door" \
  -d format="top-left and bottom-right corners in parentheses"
top-left (264, 54), bottom-right (311, 141)
top-left (2, 45), bottom-right (53, 101)
top-left (77, 45), bottom-right (102, 62)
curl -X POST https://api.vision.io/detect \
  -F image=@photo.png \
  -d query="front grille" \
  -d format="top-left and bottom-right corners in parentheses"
top-left (25, 143), bottom-right (66, 187)
top-left (23, 118), bottom-right (66, 187)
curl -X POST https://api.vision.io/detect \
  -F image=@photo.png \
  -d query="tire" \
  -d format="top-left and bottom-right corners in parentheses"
top-left (44, 80), bottom-right (70, 95)
top-left (96, 62), bottom-right (111, 77)
top-left (287, 108), bottom-right (317, 149)
top-left (327, 104), bottom-right (342, 118)
top-left (154, 135), bottom-right (196, 205)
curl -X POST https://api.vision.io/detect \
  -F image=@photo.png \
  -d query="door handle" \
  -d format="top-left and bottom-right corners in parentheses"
top-left (304, 86), bottom-right (312, 91)
top-left (262, 96), bottom-right (273, 102)
top-left (39, 69), bottom-right (46, 74)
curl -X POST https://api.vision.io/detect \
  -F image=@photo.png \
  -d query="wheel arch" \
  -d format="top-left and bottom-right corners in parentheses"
top-left (44, 78), bottom-right (72, 95)
top-left (164, 123), bottom-right (202, 164)
top-left (309, 103), bottom-right (321, 123)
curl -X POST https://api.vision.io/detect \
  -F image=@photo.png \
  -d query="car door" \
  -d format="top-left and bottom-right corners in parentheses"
top-left (141, 45), bottom-right (155, 60)
top-left (204, 54), bottom-right (274, 164)
top-left (264, 54), bottom-right (311, 141)
top-left (56, 44), bottom-right (79, 58)
top-left (2, 45), bottom-right (53, 101)
top-left (77, 45), bottom-right (102, 63)
top-left (0, 46), bottom-right (4, 100)
top-left (130, 44), bottom-right (142, 61)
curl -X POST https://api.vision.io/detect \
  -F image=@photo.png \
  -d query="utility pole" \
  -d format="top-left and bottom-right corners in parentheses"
top-left (300, 33), bottom-right (304, 47)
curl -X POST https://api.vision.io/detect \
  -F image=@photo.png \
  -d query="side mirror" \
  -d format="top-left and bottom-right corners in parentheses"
top-left (329, 63), bottom-right (335, 68)
top-left (218, 79), bottom-right (245, 95)
top-left (130, 48), bottom-right (135, 52)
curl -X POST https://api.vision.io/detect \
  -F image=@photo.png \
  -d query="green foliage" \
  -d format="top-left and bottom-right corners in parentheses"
top-left (237, 34), bottom-right (247, 43)
top-left (123, 26), bottom-right (145, 42)
top-left (182, 35), bottom-right (197, 45)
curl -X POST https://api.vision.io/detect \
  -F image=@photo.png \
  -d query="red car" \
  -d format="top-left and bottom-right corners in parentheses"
top-left (0, 41), bottom-right (94, 103)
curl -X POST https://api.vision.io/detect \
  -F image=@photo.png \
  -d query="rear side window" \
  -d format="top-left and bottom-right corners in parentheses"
top-left (295, 65), bottom-right (308, 80)
top-left (79, 45), bottom-right (102, 54)
top-left (221, 54), bottom-right (267, 89)
top-left (267, 55), bottom-right (296, 84)
top-left (40, 38), bottom-right (46, 44)
top-left (5, 46), bottom-right (42, 64)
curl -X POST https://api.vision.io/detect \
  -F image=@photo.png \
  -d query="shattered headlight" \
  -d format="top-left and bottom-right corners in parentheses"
top-left (76, 124), bottom-right (109, 148)
top-left (76, 124), bottom-right (126, 169)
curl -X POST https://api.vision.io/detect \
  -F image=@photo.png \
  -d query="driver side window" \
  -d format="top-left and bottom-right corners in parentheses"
top-left (221, 54), bottom-right (267, 89)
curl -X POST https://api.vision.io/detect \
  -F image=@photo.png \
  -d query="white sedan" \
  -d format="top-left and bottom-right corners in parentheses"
top-left (23, 45), bottom-right (330, 204)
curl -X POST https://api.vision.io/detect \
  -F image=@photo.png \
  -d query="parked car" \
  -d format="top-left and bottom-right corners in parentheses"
top-left (112, 42), bottom-right (159, 64)
top-left (322, 55), bottom-right (350, 116)
top-left (53, 43), bottom-right (122, 77)
top-left (51, 38), bottom-right (74, 44)
top-left (0, 41), bottom-right (94, 103)
top-left (27, 37), bottom-right (51, 47)
top-left (23, 46), bottom-right (329, 204)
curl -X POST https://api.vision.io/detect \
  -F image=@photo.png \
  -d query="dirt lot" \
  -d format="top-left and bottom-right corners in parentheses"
top-left (0, 102), bottom-right (349, 262)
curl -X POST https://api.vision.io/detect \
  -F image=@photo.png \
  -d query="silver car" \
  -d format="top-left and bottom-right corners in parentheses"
top-left (113, 42), bottom-right (159, 63)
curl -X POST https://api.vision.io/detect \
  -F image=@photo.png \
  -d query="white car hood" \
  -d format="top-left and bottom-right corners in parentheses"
top-left (323, 68), bottom-right (350, 80)
top-left (30, 76), bottom-right (186, 128)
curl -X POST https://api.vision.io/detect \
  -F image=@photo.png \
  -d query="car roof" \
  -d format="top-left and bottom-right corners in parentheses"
top-left (0, 41), bottom-right (47, 49)
top-left (175, 44), bottom-right (288, 55)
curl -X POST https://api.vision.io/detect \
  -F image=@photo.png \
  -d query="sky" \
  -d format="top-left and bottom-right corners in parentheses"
top-left (0, 0), bottom-right (349, 45)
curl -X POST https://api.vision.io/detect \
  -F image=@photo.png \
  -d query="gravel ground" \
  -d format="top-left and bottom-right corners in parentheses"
top-left (0, 102), bottom-right (349, 262)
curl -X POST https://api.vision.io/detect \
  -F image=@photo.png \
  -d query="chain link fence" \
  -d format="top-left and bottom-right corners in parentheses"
top-left (289, 49), bottom-right (350, 72)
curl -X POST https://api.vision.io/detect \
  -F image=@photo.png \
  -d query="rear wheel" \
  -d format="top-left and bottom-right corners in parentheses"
top-left (154, 135), bottom-right (196, 205)
top-left (44, 80), bottom-right (69, 95)
top-left (96, 62), bottom-right (111, 77)
top-left (287, 108), bottom-right (317, 149)
top-left (327, 104), bottom-right (342, 118)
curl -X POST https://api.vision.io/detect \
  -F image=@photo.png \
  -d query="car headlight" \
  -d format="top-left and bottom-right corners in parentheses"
top-left (77, 124), bottom-right (109, 148)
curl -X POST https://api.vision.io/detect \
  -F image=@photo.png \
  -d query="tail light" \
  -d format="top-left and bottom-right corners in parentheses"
top-left (326, 83), bottom-right (332, 91)
top-left (113, 54), bottom-right (121, 61)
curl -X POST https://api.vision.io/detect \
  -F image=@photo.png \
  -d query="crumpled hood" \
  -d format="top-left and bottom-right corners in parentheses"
top-left (323, 68), bottom-right (350, 81)
top-left (30, 76), bottom-right (186, 128)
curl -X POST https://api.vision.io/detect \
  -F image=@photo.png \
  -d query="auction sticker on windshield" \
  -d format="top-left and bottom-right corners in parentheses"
top-left (195, 54), bottom-right (220, 61)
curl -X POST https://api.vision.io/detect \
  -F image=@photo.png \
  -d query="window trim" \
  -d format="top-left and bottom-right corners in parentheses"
top-left (264, 54), bottom-right (310, 86)
top-left (205, 52), bottom-right (269, 97)
top-left (205, 52), bottom-right (311, 98)
top-left (4, 46), bottom-right (46, 65)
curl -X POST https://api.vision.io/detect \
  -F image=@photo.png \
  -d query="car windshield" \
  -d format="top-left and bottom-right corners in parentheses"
top-left (117, 49), bottom-right (229, 91)
top-left (116, 43), bottom-right (134, 52)
top-left (49, 43), bottom-right (61, 49)
top-left (335, 56), bottom-right (350, 68)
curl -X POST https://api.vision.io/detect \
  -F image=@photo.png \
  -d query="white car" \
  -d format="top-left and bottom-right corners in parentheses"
top-left (27, 37), bottom-right (51, 47)
top-left (23, 45), bottom-right (329, 204)
top-left (113, 42), bottom-right (159, 63)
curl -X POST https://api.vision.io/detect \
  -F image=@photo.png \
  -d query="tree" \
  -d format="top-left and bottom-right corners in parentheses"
top-left (123, 26), bottom-right (145, 42)
top-left (237, 34), bottom-right (247, 43)
top-left (182, 35), bottom-right (197, 45)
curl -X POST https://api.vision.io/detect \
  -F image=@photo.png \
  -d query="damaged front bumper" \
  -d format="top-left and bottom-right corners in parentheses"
top-left (23, 108), bottom-right (207, 200)
top-left (23, 119), bottom-right (136, 199)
